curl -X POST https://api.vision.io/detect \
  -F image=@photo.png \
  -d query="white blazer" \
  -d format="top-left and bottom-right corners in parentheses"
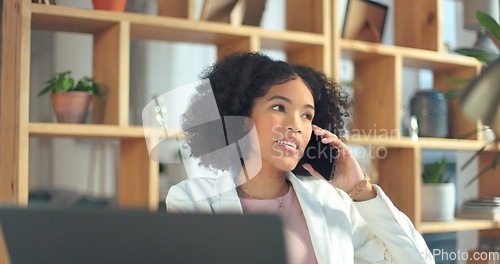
top-left (166, 172), bottom-right (435, 264)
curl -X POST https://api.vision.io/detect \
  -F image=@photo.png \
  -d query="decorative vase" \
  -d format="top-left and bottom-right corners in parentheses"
top-left (410, 90), bottom-right (449, 138)
top-left (421, 183), bottom-right (456, 221)
top-left (51, 92), bottom-right (93, 123)
top-left (92, 0), bottom-right (127, 12)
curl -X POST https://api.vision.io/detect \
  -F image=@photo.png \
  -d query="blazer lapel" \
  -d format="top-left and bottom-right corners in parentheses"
top-left (211, 188), bottom-right (244, 214)
top-left (287, 173), bottom-right (355, 263)
top-left (287, 173), bottom-right (334, 263)
top-left (192, 171), bottom-right (243, 214)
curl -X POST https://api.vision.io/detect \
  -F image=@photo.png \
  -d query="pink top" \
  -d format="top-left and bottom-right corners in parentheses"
top-left (239, 186), bottom-right (318, 264)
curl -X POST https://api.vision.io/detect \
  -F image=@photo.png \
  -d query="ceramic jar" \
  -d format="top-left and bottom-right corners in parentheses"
top-left (410, 90), bottom-right (449, 138)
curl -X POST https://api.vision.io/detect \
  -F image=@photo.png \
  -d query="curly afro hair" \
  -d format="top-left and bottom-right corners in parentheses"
top-left (290, 64), bottom-right (350, 136)
top-left (181, 52), bottom-right (350, 172)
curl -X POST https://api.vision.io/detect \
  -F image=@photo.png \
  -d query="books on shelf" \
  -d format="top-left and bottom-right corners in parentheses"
top-left (456, 197), bottom-right (500, 221)
top-left (456, 210), bottom-right (499, 221)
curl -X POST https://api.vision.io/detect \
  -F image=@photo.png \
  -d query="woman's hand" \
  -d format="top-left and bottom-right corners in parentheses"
top-left (302, 125), bottom-right (376, 200)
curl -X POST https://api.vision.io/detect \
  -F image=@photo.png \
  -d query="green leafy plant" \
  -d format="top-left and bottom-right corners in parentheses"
top-left (450, 11), bottom-right (500, 187)
top-left (454, 11), bottom-right (500, 64)
top-left (445, 11), bottom-right (500, 99)
top-left (423, 157), bottom-right (450, 184)
top-left (38, 71), bottom-right (101, 97)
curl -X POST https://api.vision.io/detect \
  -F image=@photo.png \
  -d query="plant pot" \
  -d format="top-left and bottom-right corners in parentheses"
top-left (92, 0), bottom-right (127, 12)
top-left (421, 183), bottom-right (455, 222)
top-left (51, 92), bottom-right (93, 123)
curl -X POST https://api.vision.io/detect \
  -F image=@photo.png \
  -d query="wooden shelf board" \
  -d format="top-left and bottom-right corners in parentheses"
top-left (260, 31), bottom-right (325, 51)
top-left (123, 17), bottom-right (325, 48)
top-left (345, 136), bottom-right (415, 148)
top-left (417, 137), bottom-right (485, 150)
top-left (420, 219), bottom-right (500, 234)
top-left (29, 123), bottom-right (161, 138)
top-left (31, 4), bottom-right (120, 34)
top-left (33, 129), bottom-right (476, 151)
top-left (29, 123), bottom-right (184, 140)
top-left (340, 39), bottom-right (397, 61)
top-left (401, 48), bottom-right (480, 71)
top-left (340, 39), bottom-right (480, 70)
top-left (129, 19), bottom-right (251, 44)
top-left (418, 138), bottom-right (498, 151)
top-left (31, 4), bottom-right (325, 47)
top-left (345, 136), bottom-right (485, 151)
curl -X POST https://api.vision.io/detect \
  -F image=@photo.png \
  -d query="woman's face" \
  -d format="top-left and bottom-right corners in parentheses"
top-left (250, 78), bottom-right (315, 174)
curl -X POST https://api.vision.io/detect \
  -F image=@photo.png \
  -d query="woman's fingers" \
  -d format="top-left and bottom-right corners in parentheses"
top-left (312, 125), bottom-right (356, 167)
top-left (310, 125), bottom-right (365, 191)
top-left (312, 125), bottom-right (346, 152)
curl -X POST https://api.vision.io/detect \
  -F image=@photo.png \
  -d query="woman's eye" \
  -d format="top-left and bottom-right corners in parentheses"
top-left (272, 105), bottom-right (285, 112)
top-left (302, 113), bottom-right (313, 121)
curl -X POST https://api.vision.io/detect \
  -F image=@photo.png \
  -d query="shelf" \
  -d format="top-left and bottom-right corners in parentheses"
top-left (25, 128), bottom-right (478, 150)
top-left (28, 123), bottom-right (173, 139)
top-left (345, 136), bottom-right (490, 151)
top-left (345, 136), bottom-right (415, 148)
top-left (130, 18), bottom-right (251, 44)
top-left (420, 219), bottom-right (500, 234)
top-left (340, 39), bottom-right (480, 70)
top-left (29, 123), bottom-right (184, 140)
top-left (340, 39), bottom-right (398, 61)
top-left (260, 31), bottom-right (325, 51)
top-left (31, 4), bottom-right (120, 34)
top-left (31, 3), bottom-right (325, 47)
top-left (416, 138), bottom-right (493, 151)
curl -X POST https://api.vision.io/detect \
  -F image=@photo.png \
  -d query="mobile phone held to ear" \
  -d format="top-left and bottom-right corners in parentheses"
top-left (292, 134), bottom-right (337, 181)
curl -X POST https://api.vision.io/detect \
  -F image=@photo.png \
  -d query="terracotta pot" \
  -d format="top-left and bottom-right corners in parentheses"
top-left (51, 92), bottom-right (93, 123)
top-left (92, 0), bottom-right (127, 12)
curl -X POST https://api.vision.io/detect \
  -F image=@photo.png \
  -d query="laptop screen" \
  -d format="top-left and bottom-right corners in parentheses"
top-left (0, 208), bottom-right (287, 264)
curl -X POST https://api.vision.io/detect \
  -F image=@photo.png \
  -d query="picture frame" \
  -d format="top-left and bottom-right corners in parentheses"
top-left (342, 0), bottom-right (388, 43)
top-left (200, 0), bottom-right (239, 23)
top-left (231, 0), bottom-right (267, 26)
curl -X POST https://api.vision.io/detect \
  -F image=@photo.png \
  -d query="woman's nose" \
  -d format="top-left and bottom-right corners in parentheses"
top-left (287, 117), bottom-right (302, 134)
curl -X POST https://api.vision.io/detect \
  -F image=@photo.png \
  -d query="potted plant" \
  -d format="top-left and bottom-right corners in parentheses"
top-left (450, 11), bottom-right (500, 187)
top-left (421, 157), bottom-right (455, 222)
top-left (38, 71), bottom-right (101, 123)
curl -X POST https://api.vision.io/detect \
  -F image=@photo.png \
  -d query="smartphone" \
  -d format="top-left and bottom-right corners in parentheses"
top-left (292, 134), bottom-right (337, 180)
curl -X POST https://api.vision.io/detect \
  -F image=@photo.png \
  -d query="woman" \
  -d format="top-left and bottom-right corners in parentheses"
top-left (166, 52), bottom-right (434, 264)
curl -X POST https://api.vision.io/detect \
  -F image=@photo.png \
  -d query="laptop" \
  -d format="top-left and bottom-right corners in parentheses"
top-left (0, 208), bottom-right (287, 264)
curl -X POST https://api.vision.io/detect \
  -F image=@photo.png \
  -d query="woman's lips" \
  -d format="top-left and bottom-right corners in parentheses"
top-left (275, 138), bottom-right (300, 155)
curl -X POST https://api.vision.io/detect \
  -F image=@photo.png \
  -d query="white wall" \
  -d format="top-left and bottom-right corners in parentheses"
top-left (28, 30), bottom-right (54, 189)
top-left (30, 0), bottom-right (117, 197)
top-left (456, 151), bottom-right (480, 264)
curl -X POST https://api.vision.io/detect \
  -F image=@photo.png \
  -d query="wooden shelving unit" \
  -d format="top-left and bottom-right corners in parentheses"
top-left (1, 0), bottom-right (498, 239)
top-left (421, 219), bottom-right (500, 234)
